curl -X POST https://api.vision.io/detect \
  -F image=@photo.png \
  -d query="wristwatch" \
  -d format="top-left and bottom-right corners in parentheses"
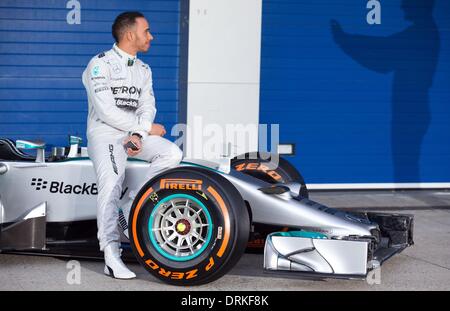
top-left (131, 132), bottom-right (143, 140)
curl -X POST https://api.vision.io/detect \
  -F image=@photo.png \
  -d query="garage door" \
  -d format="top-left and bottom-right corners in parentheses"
top-left (0, 0), bottom-right (180, 148)
top-left (260, 0), bottom-right (450, 186)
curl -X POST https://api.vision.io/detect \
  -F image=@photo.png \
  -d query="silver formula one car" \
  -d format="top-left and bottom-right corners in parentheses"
top-left (0, 137), bottom-right (414, 285)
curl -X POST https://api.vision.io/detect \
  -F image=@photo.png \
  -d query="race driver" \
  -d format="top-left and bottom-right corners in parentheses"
top-left (82, 11), bottom-right (182, 279)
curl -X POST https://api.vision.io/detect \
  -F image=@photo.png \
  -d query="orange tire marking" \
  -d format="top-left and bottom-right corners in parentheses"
top-left (207, 186), bottom-right (230, 258)
top-left (132, 187), bottom-right (154, 257)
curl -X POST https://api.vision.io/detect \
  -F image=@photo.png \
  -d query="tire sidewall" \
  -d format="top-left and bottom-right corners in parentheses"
top-left (231, 152), bottom-right (308, 197)
top-left (128, 167), bottom-right (249, 285)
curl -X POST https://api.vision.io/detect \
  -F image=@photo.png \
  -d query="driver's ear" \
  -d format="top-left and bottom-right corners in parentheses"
top-left (126, 30), bottom-right (134, 42)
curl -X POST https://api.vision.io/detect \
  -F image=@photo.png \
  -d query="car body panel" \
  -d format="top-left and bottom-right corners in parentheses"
top-left (0, 147), bottom-right (414, 279)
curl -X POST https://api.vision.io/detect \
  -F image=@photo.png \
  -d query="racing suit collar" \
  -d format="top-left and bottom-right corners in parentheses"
top-left (112, 43), bottom-right (137, 66)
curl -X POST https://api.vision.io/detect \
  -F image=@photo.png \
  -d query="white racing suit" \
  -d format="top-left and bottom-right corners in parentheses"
top-left (82, 44), bottom-right (182, 251)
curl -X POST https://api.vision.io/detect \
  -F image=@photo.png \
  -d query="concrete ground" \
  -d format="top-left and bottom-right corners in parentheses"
top-left (1, 189), bottom-right (449, 291)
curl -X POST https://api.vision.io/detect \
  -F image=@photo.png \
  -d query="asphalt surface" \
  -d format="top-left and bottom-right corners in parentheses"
top-left (1, 189), bottom-right (450, 291)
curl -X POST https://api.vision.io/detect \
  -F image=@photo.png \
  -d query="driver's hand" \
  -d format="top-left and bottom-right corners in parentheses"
top-left (149, 123), bottom-right (166, 137)
top-left (123, 135), bottom-right (142, 157)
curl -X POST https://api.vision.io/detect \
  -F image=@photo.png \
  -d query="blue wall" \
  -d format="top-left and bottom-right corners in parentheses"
top-left (260, 0), bottom-right (450, 183)
top-left (1, 0), bottom-right (449, 184)
top-left (0, 0), bottom-right (180, 148)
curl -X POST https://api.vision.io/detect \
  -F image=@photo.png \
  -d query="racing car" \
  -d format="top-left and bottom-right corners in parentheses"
top-left (0, 136), bottom-right (414, 285)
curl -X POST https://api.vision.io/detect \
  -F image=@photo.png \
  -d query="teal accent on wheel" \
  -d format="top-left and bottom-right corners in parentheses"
top-left (148, 193), bottom-right (214, 262)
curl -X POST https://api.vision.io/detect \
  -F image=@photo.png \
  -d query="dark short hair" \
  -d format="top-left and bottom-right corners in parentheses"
top-left (112, 11), bottom-right (145, 43)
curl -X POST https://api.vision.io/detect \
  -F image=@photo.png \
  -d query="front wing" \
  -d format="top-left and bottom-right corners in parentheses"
top-left (264, 213), bottom-right (414, 278)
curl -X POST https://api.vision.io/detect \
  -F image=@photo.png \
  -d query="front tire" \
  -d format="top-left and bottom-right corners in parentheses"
top-left (128, 166), bottom-right (249, 285)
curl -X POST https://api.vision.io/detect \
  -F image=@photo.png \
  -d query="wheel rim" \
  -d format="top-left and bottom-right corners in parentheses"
top-left (148, 194), bottom-right (213, 261)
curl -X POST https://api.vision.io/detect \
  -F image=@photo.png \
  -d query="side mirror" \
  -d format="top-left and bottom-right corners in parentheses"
top-left (16, 140), bottom-right (46, 163)
top-left (68, 135), bottom-right (83, 158)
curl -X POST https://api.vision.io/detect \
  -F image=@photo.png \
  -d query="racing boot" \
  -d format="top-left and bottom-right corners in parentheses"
top-left (103, 242), bottom-right (136, 279)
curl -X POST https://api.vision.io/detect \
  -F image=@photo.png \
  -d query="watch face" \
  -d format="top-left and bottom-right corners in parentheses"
top-left (132, 133), bottom-right (143, 139)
